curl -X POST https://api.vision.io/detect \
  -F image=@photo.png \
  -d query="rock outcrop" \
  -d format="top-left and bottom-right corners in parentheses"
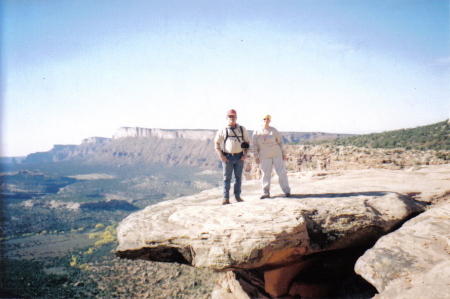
top-left (116, 165), bottom-right (450, 298)
top-left (355, 202), bottom-right (450, 299)
top-left (246, 145), bottom-right (450, 181)
top-left (115, 191), bottom-right (421, 268)
top-left (283, 145), bottom-right (450, 172)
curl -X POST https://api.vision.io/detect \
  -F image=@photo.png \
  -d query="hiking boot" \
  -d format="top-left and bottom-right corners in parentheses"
top-left (235, 197), bottom-right (244, 202)
top-left (260, 194), bottom-right (270, 199)
top-left (222, 199), bottom-right (230, 205)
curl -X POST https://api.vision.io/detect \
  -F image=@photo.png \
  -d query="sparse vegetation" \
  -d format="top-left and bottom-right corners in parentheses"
top-left (330, 120), bottom-right (450, 150)
top-left (1, 235), bottom-right (219, 299)
top-left (1, 162), bottom-right (221, 298)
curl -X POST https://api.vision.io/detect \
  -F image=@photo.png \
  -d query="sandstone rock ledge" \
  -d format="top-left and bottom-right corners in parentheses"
top-left (355, 202), bottom-right (450, 299)
top-left (114, 166), bottom-right (450, 298)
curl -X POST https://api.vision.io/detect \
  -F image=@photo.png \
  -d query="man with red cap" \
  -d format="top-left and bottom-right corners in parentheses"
top-left (214, 109), bottom-right (250, 205)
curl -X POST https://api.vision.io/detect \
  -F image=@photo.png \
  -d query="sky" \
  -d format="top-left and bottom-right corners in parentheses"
top-left (1, 0), bottom-right (449, 157)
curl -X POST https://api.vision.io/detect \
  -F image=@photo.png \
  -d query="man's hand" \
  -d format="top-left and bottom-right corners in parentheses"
top-left (216, 144), bottom-right (228, 162)
top-left (240, 154), bottom-right (247, 161)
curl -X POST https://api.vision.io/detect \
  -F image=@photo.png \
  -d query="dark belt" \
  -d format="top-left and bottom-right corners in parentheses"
top-left (223, 151), bottom-right (243, 156)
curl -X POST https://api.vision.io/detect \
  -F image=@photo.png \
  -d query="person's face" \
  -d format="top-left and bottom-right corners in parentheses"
top-left (263, 117), bottom-right (271, 126)
top-left (227, 114), bottom-right (237, 126)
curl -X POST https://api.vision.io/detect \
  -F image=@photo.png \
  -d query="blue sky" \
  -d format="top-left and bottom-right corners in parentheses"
top-left (1, 0), bottom-right (449, 157)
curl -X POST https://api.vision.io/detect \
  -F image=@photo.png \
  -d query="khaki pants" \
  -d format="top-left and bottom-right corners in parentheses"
top-left (260, 155), bottom-right (290, 195)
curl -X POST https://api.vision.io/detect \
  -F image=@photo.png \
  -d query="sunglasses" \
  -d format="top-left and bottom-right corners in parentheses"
top-left (263, 118), bottom-right (270, 121)
top-left (228, 115), bottom-right (236, 118)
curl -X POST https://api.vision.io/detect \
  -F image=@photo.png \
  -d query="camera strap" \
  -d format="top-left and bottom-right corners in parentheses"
top-left (230, 127), bottom-right (243, 143)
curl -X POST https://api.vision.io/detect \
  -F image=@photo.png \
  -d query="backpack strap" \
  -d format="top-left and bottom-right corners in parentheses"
top-left (223, 126), bottom-right (244, 150)
top-left (223, 128), bottom-right (229, 150)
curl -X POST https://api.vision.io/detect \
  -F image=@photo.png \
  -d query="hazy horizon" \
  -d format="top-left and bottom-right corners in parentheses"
top-left (2, 0), bottom-right (449, 157)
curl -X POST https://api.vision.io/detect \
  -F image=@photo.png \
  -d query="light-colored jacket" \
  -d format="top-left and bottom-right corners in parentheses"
top-left (252, 126), bottom-right (286, 159)
top-left (214, 124), bottom-right (250, 154)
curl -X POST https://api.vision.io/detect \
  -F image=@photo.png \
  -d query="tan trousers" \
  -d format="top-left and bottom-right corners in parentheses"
top-left (260, 155), bottom-right (290, 195)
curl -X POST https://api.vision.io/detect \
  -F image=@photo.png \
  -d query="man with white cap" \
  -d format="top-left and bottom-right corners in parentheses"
top-left (214, 109), bottom-right (250, 205)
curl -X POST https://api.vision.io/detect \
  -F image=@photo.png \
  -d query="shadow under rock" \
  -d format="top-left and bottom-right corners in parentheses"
top-left (233, 247), bottom-right (378, 299)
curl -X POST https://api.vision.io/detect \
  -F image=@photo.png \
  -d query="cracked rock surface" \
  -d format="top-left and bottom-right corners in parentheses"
top-left (115, 164), bottom-right (450, 298)
top-left (115, 181), bottom-right (424, 270)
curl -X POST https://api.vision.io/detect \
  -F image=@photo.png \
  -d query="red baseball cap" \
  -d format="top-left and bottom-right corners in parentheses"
top-left (227, 109), bottom-right (237, 116)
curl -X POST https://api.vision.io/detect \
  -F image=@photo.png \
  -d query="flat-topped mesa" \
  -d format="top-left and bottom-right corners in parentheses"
top-left (113, 127), bottom-right (216, 140)
top-left (112, 127), bottom-right (353, 143)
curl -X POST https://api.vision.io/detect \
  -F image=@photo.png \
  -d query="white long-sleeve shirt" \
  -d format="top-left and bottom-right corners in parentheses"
top-left (252, 126), bottom-right (286, 159)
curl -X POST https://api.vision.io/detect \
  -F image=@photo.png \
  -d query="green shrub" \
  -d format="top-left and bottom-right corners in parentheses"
top-left (332, 120), bottom-right (450, 150)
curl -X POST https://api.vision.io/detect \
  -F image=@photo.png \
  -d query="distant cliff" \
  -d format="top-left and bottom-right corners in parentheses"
top-left (23, 145), bottom-right (78, 163)
top-left (19, 127), bottom-right (350, 166)
top-left (112, 127), bottom-right (352, 143)
top-left (113, 127), bottom-right (216, 140)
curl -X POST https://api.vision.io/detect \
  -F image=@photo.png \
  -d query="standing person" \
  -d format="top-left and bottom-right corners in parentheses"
top-left (252, 114), bottom-right (291, 199)
top-left (214, 109), bottom-right (250, 205)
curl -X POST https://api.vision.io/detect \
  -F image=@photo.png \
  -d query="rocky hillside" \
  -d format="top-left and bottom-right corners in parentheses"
top-left (284, 144), bottom-right (449, 171)
top-left (239, 144), bottom-right (450, 181)
top-left (330, 119), bottom-right (450, 150)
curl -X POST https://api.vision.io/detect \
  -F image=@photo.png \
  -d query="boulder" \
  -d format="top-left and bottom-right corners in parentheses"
top-left (115, 189), bottom-right (422, 269)
top-left (116, 165), bottom-right (450, 297)
top-left (355, 202), bottom-right (450, 298)
top-left (116, 172), bottom-right (426, 297)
